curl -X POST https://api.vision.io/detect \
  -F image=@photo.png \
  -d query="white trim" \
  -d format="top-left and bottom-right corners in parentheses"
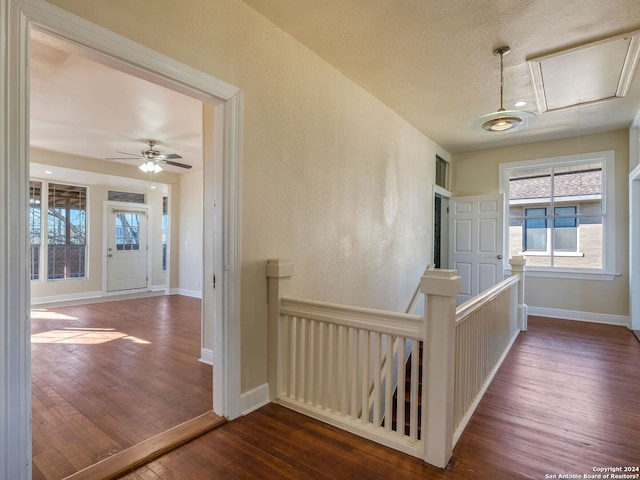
top-left (523, 269), bottom-right (619, 281)
top-left (1, 3), bottom-right (32, 478)
top-left (2, 1), bottom-right (242, 476)
top-left (31, 290), bottom-right (103, 306)
top-left (630, 161), bottom-right (640, 330)
top-left (199, 348), bottom-right (213, 366)
top-left (240, 383), bottom-right (271, 416)
top-left (433, 184), bottom-right (451, 198)
top-left (175, 288), bottom-right (202, 299)
top-left (528, 306), bottom-right (630, 327)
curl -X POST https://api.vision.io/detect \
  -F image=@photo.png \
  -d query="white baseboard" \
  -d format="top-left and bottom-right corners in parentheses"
top-left (31, 290), bottom-right (104, 306)
top-left (31, 289), bottom-right (168, 307)
top-left (199, 348), bottom-right (213, 365)
top-left (170, 288), bottom-right (202, 299)
top-left (240, 383), bottom-right (270, 416)
top-left (528, 306), bottom-right (630, 327)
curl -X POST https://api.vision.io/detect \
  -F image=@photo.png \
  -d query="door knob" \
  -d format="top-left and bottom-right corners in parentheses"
top-left (108, 254), bottom-right (113, 257)
top-left (497, 254), bottom-right (503, 259)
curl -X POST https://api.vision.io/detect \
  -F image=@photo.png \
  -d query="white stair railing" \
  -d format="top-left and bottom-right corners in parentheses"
top-left (452, 264), bottom-right (522, 445)
top-left (266, 257), bottom-right (526, 469)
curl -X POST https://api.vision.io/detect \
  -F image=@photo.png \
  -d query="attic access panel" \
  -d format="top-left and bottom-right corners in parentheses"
top-left (527, 30), bottom-right (640, 113)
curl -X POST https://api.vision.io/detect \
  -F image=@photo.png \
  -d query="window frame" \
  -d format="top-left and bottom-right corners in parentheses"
top-left (499, 150), bottom-right (616, 281)
top-left (47, 181), bottom-right (88, 281)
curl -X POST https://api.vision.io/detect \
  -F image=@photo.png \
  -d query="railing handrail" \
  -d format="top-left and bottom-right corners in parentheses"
top-left (280, 296), bottom-right (424, 339)
top-left (455, 274), bottom-right (519, 325)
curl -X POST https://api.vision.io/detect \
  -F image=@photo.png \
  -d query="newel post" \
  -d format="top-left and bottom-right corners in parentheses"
top-left (266, 259), bottom-right (294, 402)
top-left (509, 255), bottom-right (528, 331)
top-left (420, 269), bottom-right (461, 469)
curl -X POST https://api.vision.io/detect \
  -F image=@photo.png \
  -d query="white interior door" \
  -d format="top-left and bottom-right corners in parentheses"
top-left (107, 206), bottom-right (148, 292)
top-left (449, 194), bottom-right (504, 304)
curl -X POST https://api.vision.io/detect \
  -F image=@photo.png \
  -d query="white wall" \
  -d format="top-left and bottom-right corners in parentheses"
top-left (177, 169), bottom-right (203, 296)
top-left (45, 0), bottom-right (449, 391)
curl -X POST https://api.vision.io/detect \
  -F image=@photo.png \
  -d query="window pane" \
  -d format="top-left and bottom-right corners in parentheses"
top-left (553, 163), bottom-right (602, 213)
top-left (115, 213), bottom-right (141, 251)
top-left (162, 196), bottom-right (168, 272)
top-left (108, 190), bottom-right (146, 203)
top-left (553, 206), bottom-right (577, 252)
top-left (30, 181), bottom-right (42, 280)
top-left (524, 208), bottom-right (547, 251)
top-left (555, 217), bottom-right (602, 269)
top-left (510, 167), bottom-right (551, 201)
top-left (47, 183), bottom-right (87, 280)
top-left (435, 156), bottom-right (448, 189)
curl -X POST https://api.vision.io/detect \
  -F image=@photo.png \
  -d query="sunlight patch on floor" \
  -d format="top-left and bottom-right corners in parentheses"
top-left (31, 309), bottom-right (79, 321)
top-left (31, 327), bottom-right (151, 345)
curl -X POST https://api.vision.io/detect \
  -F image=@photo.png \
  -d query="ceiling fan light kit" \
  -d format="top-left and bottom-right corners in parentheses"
top-left (473, 46), bottom-right (536, 134)
top-left (139, 160), bottom-right (163, 173)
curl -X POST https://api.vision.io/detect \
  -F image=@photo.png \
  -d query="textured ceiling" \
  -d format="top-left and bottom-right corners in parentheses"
top-left (29, 0), bottom-right (640, 173)
top-left (241, 0), bottom-right (640, 153)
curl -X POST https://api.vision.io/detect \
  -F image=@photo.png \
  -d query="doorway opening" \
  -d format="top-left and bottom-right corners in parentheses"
top-left (28, 28), bottom-right (220, 477)
top-left (0, 1), bottom-right (242, 476)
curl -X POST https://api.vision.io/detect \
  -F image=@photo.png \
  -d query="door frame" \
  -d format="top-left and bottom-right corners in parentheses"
top-left (433, 184), bottom-right (451, 269)
top-left (103, 201), bottom-right (151, 294)
top-left (630, 162), bottom-right (640, 330)
top-left (0, 1), bottom-right (242, 477)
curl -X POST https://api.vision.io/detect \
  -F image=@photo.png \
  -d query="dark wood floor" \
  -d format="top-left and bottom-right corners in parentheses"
top-left (31, 295), bottom-right (212, 480)
top-left (120, 316), bottom-right (640, 480)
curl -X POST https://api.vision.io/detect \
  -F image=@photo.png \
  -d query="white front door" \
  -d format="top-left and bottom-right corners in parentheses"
top-left (449, 194), bottom-right (504, 304)
top-left (107, 206), bottom-right (148, 292)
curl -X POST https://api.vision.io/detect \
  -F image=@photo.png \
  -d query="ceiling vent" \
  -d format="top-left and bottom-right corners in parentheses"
top-left (527, 30), bottom-right (640, 113)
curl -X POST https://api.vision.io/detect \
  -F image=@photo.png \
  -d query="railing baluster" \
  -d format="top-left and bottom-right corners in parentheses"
top-left (409, 338), bottom-right (419, 442)
top-left (361, 330), bottom-right (370, 424)
top-left (317, 321), bottom-right (325, 409)
top-left (397, 338), bottom-right (406, 436)
top-left (372, 332), bottom-right (381, 427)
top-left (290, 317), bottom-right (298, 400)
top-left (338, 325), bottom-right (346, 415)
top-left (299, 318), bottom-right (306, 402)
top-left (350, 327), bottom-right (358, 419)
top-left (308, 320), bottom-right (315, 405)
top-left (384, 335), bottom-right (394, 431)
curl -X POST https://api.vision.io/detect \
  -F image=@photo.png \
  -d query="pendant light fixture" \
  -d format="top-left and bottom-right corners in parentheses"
top-left (472, 46), bottom-right (536, 133)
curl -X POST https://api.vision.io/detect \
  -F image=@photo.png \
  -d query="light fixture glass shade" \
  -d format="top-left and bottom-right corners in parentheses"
top-left (472, 45), bottom-right (538, 134)
top-left (139, 160), bottom-right (162, 173)
top-left (472, 109), bottom-right (536, 134)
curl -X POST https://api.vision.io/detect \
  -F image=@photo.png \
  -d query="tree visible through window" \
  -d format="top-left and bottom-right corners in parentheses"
top-left (47, 183), bottom-right (87, 279)
top-left (29, 181), bottom-right (42, 280)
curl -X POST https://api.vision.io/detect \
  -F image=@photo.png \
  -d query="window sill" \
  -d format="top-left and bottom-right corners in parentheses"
top-left (504, 268), bottom-right (619, 281)
top-left (521, 251), bottom-right (584, 257)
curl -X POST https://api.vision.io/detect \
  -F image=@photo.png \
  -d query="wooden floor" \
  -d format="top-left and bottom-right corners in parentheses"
top-left (120, 316), bottom-right (640, 480)
top-left (31, 295), bottom-right (212, 480)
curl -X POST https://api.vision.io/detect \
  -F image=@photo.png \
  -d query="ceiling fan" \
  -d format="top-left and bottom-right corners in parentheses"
top-left (107, 140), bottom-right (192, 173)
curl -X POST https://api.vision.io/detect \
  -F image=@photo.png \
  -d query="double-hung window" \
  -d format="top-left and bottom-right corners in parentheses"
top-left (500, 150), bottom-right (615, 279)
top-left (47, 183), bottom-right (87, 280)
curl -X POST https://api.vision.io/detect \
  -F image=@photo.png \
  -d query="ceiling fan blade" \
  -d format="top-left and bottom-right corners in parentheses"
top-left (159, 153), bottom-right (182, 160)
top-left (160, 159), bottom-right (192, 169)
top-left (106, 156), bottom-right (142, 160)
top-left (115, 151), bottom-right (140, 157)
